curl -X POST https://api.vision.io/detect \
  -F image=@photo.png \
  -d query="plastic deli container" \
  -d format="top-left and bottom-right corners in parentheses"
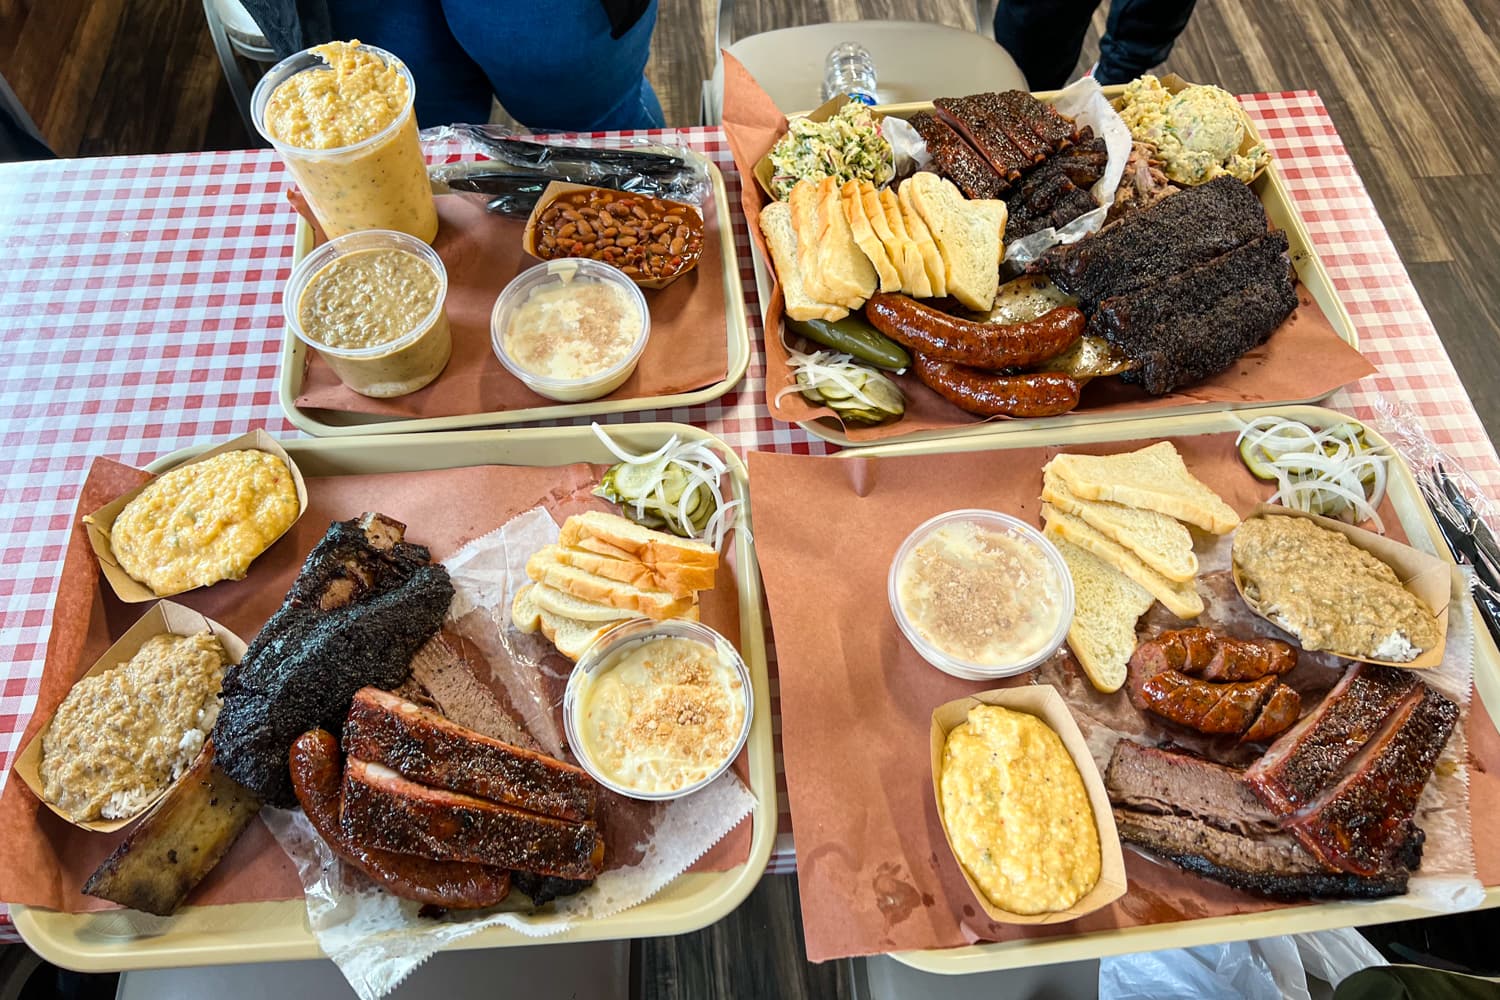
top-left (564, 617), bottom-right (753, 801)
top-left (491, 258), bottom-right (651, 402)
top-left (889, 509), bottom-right (1075, 681)
top-left (285, 230), bottom-right (452, 398)
top-left (251, 42), bottom-right (438, 242)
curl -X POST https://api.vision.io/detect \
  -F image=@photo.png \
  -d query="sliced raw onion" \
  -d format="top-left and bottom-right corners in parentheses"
top-left (777, 349), bottom-right (885, 409)
top-left (590, 422), bottom-right (741, 550)
top-left (1234, 415), bottom-right (1392, 530)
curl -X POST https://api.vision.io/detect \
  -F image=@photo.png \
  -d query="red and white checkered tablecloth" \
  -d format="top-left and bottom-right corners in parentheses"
top-left (0, 94), bottom-right (1495, 939)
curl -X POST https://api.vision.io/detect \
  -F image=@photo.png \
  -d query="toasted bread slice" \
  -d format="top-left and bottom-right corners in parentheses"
top-left (905, 172), bottom-right (1005, 311)
top-left (537, 544), bottom-right (713, 600)
top-left (872, 186), bottom-right (930, 298)
top-left (897, 181), bottom-right (946, 297)
top-left (841, 180), bottom-right (901, 293)
top-left (561, 511), bottom-right (719, 570)
top-left (529, 583), bottom-right (640, 623)
top-left (1044, 442), bottom-right (1240, 535)
top-left (760, 200), bottom-right (848, 323)
top-left (1053, 539), bottom-right (1155, 694)
top-left (1042, 506), bottom-right (1204, 619)
top-left (1042, 474), bottom-right (1198, 582)
top-left (812, 176), bottom-right (877, 308)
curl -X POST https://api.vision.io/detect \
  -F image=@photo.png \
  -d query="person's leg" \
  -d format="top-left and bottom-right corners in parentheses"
top-left (440, 0), bottom-right (664, 131)
top-left (992, 0), bottom-right (1104, 91)
top-left (1094, 0), bottom-right (1198, 85)
top-left (325, 0), bottom-right (494, 128)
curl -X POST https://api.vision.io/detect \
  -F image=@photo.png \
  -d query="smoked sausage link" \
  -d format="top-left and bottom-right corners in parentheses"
top-left (289, 729), bottom-right (513, 909)
top-left (912, 354), bottom-right (1081, 417)
top-left (865, 294), bottom-right (1084, 370)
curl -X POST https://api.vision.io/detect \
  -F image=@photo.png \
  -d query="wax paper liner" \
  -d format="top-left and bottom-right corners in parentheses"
top-left (1049, 531), bottom-right (1483, 915)
top-left (1002, 78), bottom-right (1133, 265)
top-left (422, 125), bottom-right (712, 215)
top-left (263, 506), bottom-right (756, 1000)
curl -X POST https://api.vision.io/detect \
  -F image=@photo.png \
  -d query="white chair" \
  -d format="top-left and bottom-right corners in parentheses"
top-left (203, 0), bottom-right (279, 135)
top-left (702, 7), bottom-right (1027, 124)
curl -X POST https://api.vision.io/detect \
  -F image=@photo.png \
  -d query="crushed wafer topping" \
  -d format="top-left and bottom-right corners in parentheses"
top-left (574, 636), bottom-right (745, 794)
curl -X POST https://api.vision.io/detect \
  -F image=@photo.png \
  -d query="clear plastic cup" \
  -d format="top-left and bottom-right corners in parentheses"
top-left (285, 230), bottom-right (451, 398)
top-left (888, 509), bottom-right (1075, 681)
top-left (491, 258), bottom-right (651, 402)
top-left (252, 42), bottom-right (438, 242)
top-left (563, 618), bottom-right (753, 801)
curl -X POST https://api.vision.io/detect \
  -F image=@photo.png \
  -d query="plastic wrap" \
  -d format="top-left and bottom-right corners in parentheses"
top-left (422, 124), bottom-right (712, 216)
top-left (262, 506), bottom-right (756, 1000)
top-left (1099, 927), bottom-right (1387, 1000)
top-left (1374, 398), bottom-right (1500, 641)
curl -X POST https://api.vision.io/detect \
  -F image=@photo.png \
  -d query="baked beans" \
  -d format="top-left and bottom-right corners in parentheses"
top-left (534, 188), bottom-right (705, 282)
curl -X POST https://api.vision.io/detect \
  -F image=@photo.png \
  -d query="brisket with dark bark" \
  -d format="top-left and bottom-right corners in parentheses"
top-left (212, 514), bottom-right (454, 806)
top-left (1037, 175), bottom-right (1269, 309)
top-left (907, 112), bottom-right (1004, 200)
top-left (933, 95), bottom-right (1033, 183)
top-left (1106, 741), bottom-right (1278, 838)
top-left (1113, 809), bottom-right (1408, 900)
top-left (1092, 229), bottom-right (1298, 394)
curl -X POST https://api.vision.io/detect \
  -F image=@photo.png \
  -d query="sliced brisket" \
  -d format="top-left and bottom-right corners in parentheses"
top-left (1037, 175), bottom-right (1269, 308)
top-left (1092, 230), bottom-right (1298, 394)
top-left (1114, 809), bottom-right (1409, 900)
top-left (933, 95), bottom-right (1031, 182)
top-left (1105, 740), bottom-right (1278, 838)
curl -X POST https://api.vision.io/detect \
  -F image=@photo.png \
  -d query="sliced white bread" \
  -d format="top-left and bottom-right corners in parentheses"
top-left (1053, 539), bottom-right (1155, 694)
top-left (529, 561), bottom-right (694, 620)
top-left (536, 609), bottom-right (618, 662)
top-left (811, 176), bottom-right (877, 308)
top-left (841, 180), bottom-right (901, 293)
top-left (530, 582), bottom-right (640, 623)
top-left (897, 180), bottom-right (947, 297)
top-left (568, 534), bottom-right (639, 562)
top-left (1044, 442), bottom-right (1240, 535)
top-left (1041, 474), bottom-right (1198, 583)
top-left (1042, 506), bottom-right (1205, 619)
top-left (872, 186), bottom-right (931, 297)
top-left (511, 583), bottom-right (544, 633)
top-left (760, 200), bottom-right (848, 323)
top-left (905, 171), bottom-right (1005, 311)
top-left (535, 543), bottom-right (712, 600)
top-left (788, 180), bottom-right (841, 306)
top-left (560, 511), bottom-right (719, 570)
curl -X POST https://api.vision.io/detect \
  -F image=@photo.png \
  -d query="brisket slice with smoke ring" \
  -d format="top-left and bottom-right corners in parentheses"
top-left (906, 112), bottom-right (1004, 200)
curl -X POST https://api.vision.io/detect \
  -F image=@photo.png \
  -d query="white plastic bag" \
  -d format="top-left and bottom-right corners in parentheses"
top-left (1099, 928), bottom-right (1388, 999)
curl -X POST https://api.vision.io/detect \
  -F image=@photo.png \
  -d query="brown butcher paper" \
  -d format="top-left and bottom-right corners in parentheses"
top-left (292, 191), bottom-right (729, 419)
top-left (720, 54), bottom-right (1376, 441)
top-left (0, 455), bottom-right (749, 913)
top-left (748, 431), bottom-right (1496, 962)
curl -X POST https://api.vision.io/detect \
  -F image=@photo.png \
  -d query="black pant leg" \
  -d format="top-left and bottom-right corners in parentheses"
top-left (992, 0), bottom-right (1106, 91)
top-left (1095, 0), bottom-right (1198, 84)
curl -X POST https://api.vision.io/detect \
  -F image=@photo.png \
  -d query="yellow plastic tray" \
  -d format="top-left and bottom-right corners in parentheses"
top-left (843, 404), bottom-right (1500, 973)
top-left (279, 153), bottom-right (752, 437)
top-left (12, 423), bottom-right (776, 971)
top-left (750, 89), bottom-right (1361, 449)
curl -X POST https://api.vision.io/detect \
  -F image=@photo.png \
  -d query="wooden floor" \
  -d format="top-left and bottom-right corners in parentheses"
top-left (4, 0), bottom-right (1500, 996)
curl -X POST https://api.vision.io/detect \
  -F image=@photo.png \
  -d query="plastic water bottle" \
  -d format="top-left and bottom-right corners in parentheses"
top-left (821, 43), bottom-right (878, 105)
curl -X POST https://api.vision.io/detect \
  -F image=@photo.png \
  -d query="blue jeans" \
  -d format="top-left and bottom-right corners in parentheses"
top-left (327, 0), bottom-right (664, 131)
